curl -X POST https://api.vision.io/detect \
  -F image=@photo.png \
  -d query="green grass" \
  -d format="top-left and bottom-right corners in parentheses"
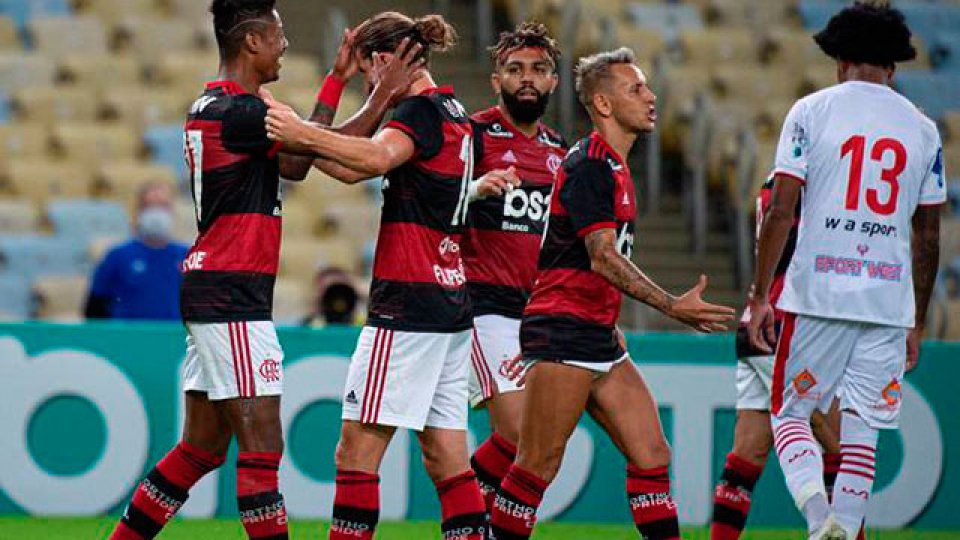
top-left (0, 518), bottom-right (958, 540)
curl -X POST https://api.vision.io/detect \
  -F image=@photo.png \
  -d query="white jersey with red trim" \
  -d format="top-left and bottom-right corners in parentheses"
top-left (773, 81), bottom-right (947, 328)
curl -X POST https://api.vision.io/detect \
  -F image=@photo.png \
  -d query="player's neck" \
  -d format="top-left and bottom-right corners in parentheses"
top-left (594, 122), bottom-right (637, 163)
top-left (839, 64), bottom-right (892, 87)
top-left (496, 104), bottom-right (539, 138)
top-left (407, 71), bottom-right (438, 97)
top-left (216, 61), bottom-right (262, 95)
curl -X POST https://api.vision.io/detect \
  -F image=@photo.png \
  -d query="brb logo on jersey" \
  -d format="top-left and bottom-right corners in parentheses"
top-left (503, 189), bottom-right (548, 226)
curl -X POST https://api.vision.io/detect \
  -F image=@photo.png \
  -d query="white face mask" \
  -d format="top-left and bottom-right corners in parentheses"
top-left (138, 206), bottom-right (174, 243)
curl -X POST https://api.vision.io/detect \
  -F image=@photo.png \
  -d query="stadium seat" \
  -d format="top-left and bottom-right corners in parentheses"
top-left (28, 16), bottom-right (108, 57)
top-left (0, 197), bottom-right (39, 233)
top-left (73, 0), bottom-right (162, 26)
top-left (52, 123), bottom-right (143, 168)
top-left (944, 140), bottom-right (960, 185)
top-left (942, 298), bottom-right (960, 340)
top-left (763, 28), bottom-right (839, 71)
top-left (280, 237), bottom-right (359, 280)
top-left (171, 196), bottom-right (196, 242)
top-left (797, 1), bottom-right (843, 33)
top-left (0, 14), bottom-right (17, 49)
top-left (0, 52), bottom-right (56, 93)
top-left (31, 274), bottom-right (87, 321)
top-left (323, 202), bottom-right (380, 247)
top-left (0, 272), bottom-right (30, 319)
top-left (931, 32), bottom-right (960, 72)
top-left (943, 109), bottom-right (960, 141)
top-left (680, 28), bottom-right (760, 65)
top-left (0, 0), bottom-right (71, 31)
top-left (94, 161), bottom-right (179, 209)
top-left (626, 3), bottom-right (702, 43)
top-left (0, 235), bottom-right (89, 279)
top-left (712, 66), bottom-right (804, 103)
top-left (1, 160), bottom-right (94, 205)
top-left (166, 0), bottom-right (211, 20)
top-left (0, 122), bottom-right (49, 161)
top-left (143, 124), bottom-right (188, 181)
top-left (152, 51), bottom-right (220, 88)
top-left (615, 24), bottom-right (666, 67)
top-left (100, 85), bottom-right (192, 128)
top-left (115, 18), bottom-right (201, 62)
top-left (282, 198), bottom-right (327, 239)
top-left (58, 54), bottom-right (142, 89)
top-left (897, 2), bottom-right (960, 50)
top-left (894, 71), bottom-right (960, 120)
top-left (11, 86), bottom-right (99, 125)
top-left (46, 198), bottom-right (131, 240)
top-left (273, 54), bottom-right (319, 89)
top-left (704, 0), bottom-right (794, 30)
top-left (273, 278), bottom-right (311, 325)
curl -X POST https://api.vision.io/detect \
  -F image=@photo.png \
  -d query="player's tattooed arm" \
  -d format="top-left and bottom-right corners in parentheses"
top-left (911, 204), bottom-right (941, 329)
top-left (585, 229), bottom-right (734, 332)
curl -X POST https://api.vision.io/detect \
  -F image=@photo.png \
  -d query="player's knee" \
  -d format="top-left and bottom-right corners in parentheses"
top-left (495, 423), bottom-right (521, 447)
top-left (517, 444), bottom-right (565, 484)
top-left (643, 438), bottom-right (672, 469)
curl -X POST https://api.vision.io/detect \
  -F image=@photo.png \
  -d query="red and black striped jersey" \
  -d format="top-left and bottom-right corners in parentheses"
top-left (735, 174), bottom-right (801, 357)
top-left (461, 106), bottom-right (566, 318)
top-left (368, 86), bottom-right (474, 333)
top-left (522, 131), bottom-right (637, 363)
top-left (180, 80), bottom-right (283, 323)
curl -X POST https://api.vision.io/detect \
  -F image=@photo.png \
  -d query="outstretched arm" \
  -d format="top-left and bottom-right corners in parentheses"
top-left (585, 228), bottom-right (734, 332)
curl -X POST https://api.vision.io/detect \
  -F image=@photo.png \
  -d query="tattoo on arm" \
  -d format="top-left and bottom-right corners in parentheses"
top-left (279, 102), bottom-right (340, 180)
top-left (585, 229), bottom-right (675, 313)
top-left (912, 205), bottom-right (940, 326)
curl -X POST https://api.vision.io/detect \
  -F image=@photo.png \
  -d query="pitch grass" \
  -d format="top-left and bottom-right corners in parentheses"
top-left (1, 518), bottom-right (958, 540)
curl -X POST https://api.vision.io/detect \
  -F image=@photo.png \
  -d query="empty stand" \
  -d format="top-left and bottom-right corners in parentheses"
top-left (0, 198), bottom-right (40, 234)
top-left (2, 160), bottom-right (94, 205)
top-left (32, 274), bottom-right (87, 321)
top-left (0, 122), bottom-right (49, 161)
top-left (0, 52), bottom-right (56, 93)
top-left (46, 198), bottom-right (132, 240)
top-left (52, 123), bottom-right (143, 168)
top-left (58, 53), bottom-right (143, 89)
top-left (0, 272), bottom-right (30, 319)
top-left (0, 235), bottom-right (89, 279)
top-left (28, 16), bottom-right (108, 57)
top-left (11, 86), bottom-right (99, 125)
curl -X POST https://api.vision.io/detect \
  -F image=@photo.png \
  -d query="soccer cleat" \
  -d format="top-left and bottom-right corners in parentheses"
top-left (810, 515), bottom-right (848, 540)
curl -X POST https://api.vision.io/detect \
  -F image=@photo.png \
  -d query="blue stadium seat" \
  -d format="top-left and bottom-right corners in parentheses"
top-left (931, 32), bottom-right (960, 72)
top-left (0, 234), bottom-right (89, 279)
top-left (797, 0), bottom-right (846, 32)
top-left (46, 199), bottom-right (131, 240)
top-left (0, 0), bottom-right (69, 31)
top-left (626, 3), bottom-right (702, 43)
top-left (894, 71), bottom-right (960, 120)
top-left (0, 91), bottom-right (9, 123)
top-left (144, 124), bottom-right (187, 183)
top-left (0, 272), bottom-right (30, 319)
top-left (898, 2), bottom-right (960, 49)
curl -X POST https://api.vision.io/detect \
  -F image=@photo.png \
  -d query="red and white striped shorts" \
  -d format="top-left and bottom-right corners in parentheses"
top-left (183, 321), bottom-right (284, 401)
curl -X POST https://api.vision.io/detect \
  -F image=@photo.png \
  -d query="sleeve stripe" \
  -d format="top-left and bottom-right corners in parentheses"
top-left (773, 170), bottom-right (806, 185)
top-left (577, 221), bottom-right (617, 238)
top-left (384, 120), bottom-right (418, 144)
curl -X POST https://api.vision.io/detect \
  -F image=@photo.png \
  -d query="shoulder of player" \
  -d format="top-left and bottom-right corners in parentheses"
top-left (562, 137), bottom-right (614, 175)
top-left (469, 106), bottom-right (500, 124)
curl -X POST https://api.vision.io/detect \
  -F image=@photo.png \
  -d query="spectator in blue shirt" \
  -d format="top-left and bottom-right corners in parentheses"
top-left (84, 182), bottom-right (188, 320)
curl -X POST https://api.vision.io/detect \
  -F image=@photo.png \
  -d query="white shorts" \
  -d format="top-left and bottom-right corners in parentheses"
top-left (772, 313), bottom-right (907, 430)
top-left (736, 355), bottom-right (775, 410)
top-left (342, 326), bottom-right (471, 431)
top-left (526, 353), bottom-right (630, 376)
top-left (183, 321), bottom-right (284, 401)
top-left (469, 315), bottom-right (523, 408)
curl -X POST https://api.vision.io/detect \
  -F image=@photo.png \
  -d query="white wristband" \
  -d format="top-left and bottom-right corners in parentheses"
top-left (467, 179), bottom-right (482, 202)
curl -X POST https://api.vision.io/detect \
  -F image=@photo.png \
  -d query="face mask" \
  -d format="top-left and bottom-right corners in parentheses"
top-left (138, 206), bottom-right (174, 243)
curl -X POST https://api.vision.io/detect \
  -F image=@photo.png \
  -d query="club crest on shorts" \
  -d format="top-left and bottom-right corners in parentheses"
top-left (259, 358), bottom-right (281, 382)
top-left (792, 369), bottom-right (817, 396)
top-left (882, 378), bottom-right (902, 406)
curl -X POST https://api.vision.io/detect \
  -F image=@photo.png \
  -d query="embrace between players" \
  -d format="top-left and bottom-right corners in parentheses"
top-left (109, 1), bottom-right (944, 540)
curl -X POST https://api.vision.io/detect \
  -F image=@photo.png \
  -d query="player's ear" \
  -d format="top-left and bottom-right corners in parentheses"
top-left (244, 30), bottom-right (262, 54)
top-left (548, 72), bottom-right (559, 93)
top-left (491, 72), bottom-right (502, 95)
top-left (592, 92), bottom-right (613, 118)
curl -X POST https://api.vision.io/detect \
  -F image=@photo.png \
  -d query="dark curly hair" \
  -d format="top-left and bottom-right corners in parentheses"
top-left (489, 21), bottom-right (561, 69)
top-left (813, 1), bottom-right (916, 67)
top-left (209, 0), bottom-right (277, 58)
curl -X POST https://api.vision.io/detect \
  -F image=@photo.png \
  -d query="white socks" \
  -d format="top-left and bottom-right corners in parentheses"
top-left (832, 411), bottom-right (878, 537)
top-left (772, 415), bottom-right (828, 532)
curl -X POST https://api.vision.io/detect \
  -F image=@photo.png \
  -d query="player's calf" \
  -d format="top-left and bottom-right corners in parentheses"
top-left (470, 432), bottom-right (518, 515)
top-left (628, 465), bottom-right (680, 540)
top-left (710, 453), bottom-right (764, 540)
top-left (110, 441), bottom-right (225, 539)
top-left (489, 464), bottom-right (548, 540)
top-left (435, 470), bottom-right (487, 540)
top-left (237, 452), bottom-right (288, 539)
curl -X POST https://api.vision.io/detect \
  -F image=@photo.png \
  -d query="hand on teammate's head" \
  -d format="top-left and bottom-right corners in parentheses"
top-left (331, 28), bottom-right (359, 81)
top-left (369, 37), bottom-right (426, 106)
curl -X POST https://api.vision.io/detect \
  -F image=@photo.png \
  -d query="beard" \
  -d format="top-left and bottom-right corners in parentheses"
top-left (501, 86), bottom-right (551, 124)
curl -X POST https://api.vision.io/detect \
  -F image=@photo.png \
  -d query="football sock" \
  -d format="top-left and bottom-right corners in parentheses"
top-left (470, 432), bottom-right (517, 515)
top-left (489, 464), bottom-right (547, 540)
top-left (111, 441), bottom-right (225, 539)
top-left (236, 452), bottom-right (288, 539)
top-left (627, 465), bottom-right (680, 540)
top-left (710, 453), bottom-right (763, 540)
top-left (823, 452), bottom-right (842, 503)
top-left (832, 412), bottom-right (878, 538)
top-left (435, 470), bottom-right (487, 540)
top-left (329, 469), bottom-right (379, 540)
top-left (771, 415), bottom-right (827, 533)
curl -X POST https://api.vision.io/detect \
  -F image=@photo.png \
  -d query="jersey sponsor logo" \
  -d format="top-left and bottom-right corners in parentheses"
top-left (788, 448), bottom-right (816, 464)
top-left (814, 255), bottom-right (903, 282)
top-left (537, 131), bottom-right (563, 148)
top-left (443, 98), bottom-right (468, 119)
top-left (792, 369), bottom-right (817, 396)
top-left (259, 358), bottom-right (281, 382)
top-left (790, 121), bottom-right (807, 158)
top-left (857, 244), bottom-right (870, 256)
top-left (546, 153), bottom-right (563, 175)
top-left (182, 251), bottom-right (207, 271)
top-left (190, 95), bottom-right (217, 115)
top-left (606, 158), bottom-right (623, 171)
top-left (841, 486), bottom-right (870, 500)
top-left (502, 150), bottom-right (518, 164)
top-left (434, 236), bottom-right (466, 287)
top-left (503, 188), bottom-right (548, 227)
top-left (823, 216), bottom-right (898, 238)
top-left (880, 378), bottom-right (902, 408)
top-left (933, 147), bottom-right (944, 188)
top-left (486, 123), bottom-right (514, 138)
top-left (629, 492), bottom-right (677, 511)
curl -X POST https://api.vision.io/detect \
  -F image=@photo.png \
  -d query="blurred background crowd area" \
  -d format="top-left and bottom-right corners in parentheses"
top-left (0, 0), bottom-right (957, 336)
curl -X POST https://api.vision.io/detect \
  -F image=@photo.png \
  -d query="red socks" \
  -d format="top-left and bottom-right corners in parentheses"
top-left (470, 432), bottom-right (518, 515)
top-left (710, 453), bottom-right (764, 540)
top-left (330, 469), bottom-right (380, 540)
top-left (110, 441), bottom-right (225, 539)
top-left (490, 464), bottom-right (547, 540)
top-left (236, 452), bottom-right (288, 539)
top-left (628, 465), bottom-right (680, 540)
top-left (436, 470), bottom-right (487, 539)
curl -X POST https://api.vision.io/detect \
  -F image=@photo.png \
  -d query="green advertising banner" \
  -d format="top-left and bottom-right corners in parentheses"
top-left (0, 322), bottom-right (955, 529)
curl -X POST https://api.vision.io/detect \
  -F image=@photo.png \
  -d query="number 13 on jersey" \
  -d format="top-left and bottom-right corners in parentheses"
top-left (841, 134), bottom-right (906, 216)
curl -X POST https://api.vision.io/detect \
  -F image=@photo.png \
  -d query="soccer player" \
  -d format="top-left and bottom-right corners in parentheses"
top-left (710, 174), bottom-right (848, 540)
top-left (746, 4), bottom-right (945, 539)
top-left (108, 2), bottom-right (421, 539)
top-left (262, 12), bottom-right (518, 540)
top-left (487, 47), bottom-right (736, 540)
top-left (460, 22), bottom-right (567, 514)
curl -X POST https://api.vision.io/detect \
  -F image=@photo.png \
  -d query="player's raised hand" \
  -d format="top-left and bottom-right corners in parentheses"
top-left (668, 274), bottom-right (736, 334)
top-left (476, 166), bottom-right (521, 198)
top-left (371, 37), bottom-right (425, 106)
top-left (331, 28), bottom-right (358, 81)
top-left (745, 293), bottom-right (777, 354)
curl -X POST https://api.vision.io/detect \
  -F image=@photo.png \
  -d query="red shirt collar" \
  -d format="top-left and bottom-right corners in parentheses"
top-left (419, 85), bottom-right (455, 96)
top-left (590, 130), bottom-right (625, 166)
top-left (205, 80), bottom-right (249, 95)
